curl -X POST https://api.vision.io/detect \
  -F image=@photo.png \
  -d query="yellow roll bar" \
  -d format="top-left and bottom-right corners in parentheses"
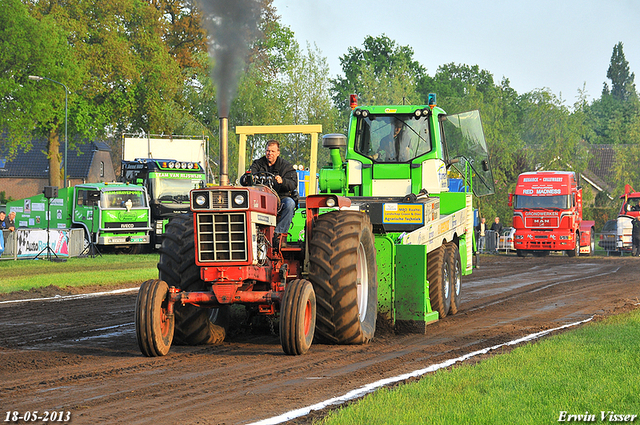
top-left (235, 124), bottom-right (322, 196)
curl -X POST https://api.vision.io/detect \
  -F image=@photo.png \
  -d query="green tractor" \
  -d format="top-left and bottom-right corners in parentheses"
top-left (134, 95), bottom-right (494, 356)
top-left (296, 96), bottom-right (494, 333)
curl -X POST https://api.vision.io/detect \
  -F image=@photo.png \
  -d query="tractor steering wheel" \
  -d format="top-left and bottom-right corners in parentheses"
top-left (251, 171), bottom-right (277, 188)
top-left (240, 171), bottom-right (280, 210)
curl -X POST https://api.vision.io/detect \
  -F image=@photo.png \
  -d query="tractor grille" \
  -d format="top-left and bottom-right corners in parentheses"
top-left (196, 212), bottom-right (247, 262)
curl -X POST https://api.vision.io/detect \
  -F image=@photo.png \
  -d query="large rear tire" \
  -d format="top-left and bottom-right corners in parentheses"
top-left (136, 279), bottom-right (174, 357)
top-left (158, 216), bottom-right (226, 345)
top-left (447, 243), bottom-right (461, 315)
top-left (309, 211), bottom-right (378, 344)
top-left (428, 245), bottom-right (451, 319)
top-left (280, 279), bottom-right (316, 355)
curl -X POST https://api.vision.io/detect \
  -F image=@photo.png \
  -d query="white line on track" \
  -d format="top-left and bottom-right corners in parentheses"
top-left (0, 287), bottom-right (139, 305)
top-left (248, 316), bottom-right (594, 425)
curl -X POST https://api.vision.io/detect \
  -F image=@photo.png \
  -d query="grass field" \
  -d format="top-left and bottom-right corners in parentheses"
top-left (319, 308), bottom-right (640, 425)
top-left (0, 254), bottom-right (159, 293)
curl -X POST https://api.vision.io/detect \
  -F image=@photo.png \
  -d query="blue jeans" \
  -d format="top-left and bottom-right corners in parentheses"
top-left (478, 235), bottom-right (485, 252)
top-left (275, 196), bottom-right (295, 234)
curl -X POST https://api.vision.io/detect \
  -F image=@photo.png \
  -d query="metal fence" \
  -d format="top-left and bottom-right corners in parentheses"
top-left (476, 230), bottom-right (635, 256)
top-left (0, 228), bottom-right (85, 260)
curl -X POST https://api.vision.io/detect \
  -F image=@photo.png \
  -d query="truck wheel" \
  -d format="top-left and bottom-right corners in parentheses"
top-left (516, 250), bottom-right (527, 258)
top-left (136, 279), bottom-right (174, 357)
top-left (586, 229), bottom-right (595, 256)
top-left (567, 233), bottom-right (579, 257)
top-left (158, 216), bottom-right (226, 345)
top-left (309, 211), bottom-right (378, 344)
top-left (447, 243), bottom-right (461, 315)
top-left (280, 279), bottom-right (316, 355)
top-left (428, 245), bottom-right (451, 318)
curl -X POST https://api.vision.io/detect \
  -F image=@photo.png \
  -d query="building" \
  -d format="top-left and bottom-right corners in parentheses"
top-left (0, 139), bottom-right (116, 201)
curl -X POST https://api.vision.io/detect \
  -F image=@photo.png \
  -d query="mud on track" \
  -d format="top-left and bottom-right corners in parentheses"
top-left (1, 255), bottom-right (639, 424)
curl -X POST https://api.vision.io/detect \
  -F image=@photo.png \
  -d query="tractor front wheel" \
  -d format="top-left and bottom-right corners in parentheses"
top-left (280, 279), bottom-right (316, 355)
top-left (309, 211), bottom-right (378, 344)
top-left (135, 279), bottom-right (174, 357)
top-left (158, 216), bottom-right (226, 346)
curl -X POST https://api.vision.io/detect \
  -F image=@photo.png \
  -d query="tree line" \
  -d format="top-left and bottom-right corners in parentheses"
top-left (1, 0), bottom-right (639, 223)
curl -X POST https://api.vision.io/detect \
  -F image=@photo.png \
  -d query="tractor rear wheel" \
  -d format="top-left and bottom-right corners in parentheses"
top-left (158, 216), bottom-right (226, 345)
top-left (428, 245), bottom-right (451, 318)
top-left (309, 211), bottom-right (378, 344)
top-left (447, 243), bottom-right (461, 315)
top-left (136, 279), bottom-right (174, 357)
top-left (280, 279), bottom-right (316, 355)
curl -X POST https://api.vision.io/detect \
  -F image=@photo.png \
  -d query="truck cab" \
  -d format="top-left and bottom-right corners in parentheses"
top-left (121, 159), bottom-right (206, 247)
top-left (319, 103), bottom-right (494, 199)
top-left (510, 171), bottom-right (594, 256)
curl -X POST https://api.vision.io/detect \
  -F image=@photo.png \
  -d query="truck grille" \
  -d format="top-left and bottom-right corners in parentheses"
top-left (196, 213), bottom-right (247, 262)
top-left (525, 217), bottom-right (558, 227)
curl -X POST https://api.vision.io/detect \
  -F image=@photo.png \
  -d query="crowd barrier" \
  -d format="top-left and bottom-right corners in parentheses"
top-left (477, 229), bottom-right (499, 253)
top-left (0, 228), bottom-right (85, 260)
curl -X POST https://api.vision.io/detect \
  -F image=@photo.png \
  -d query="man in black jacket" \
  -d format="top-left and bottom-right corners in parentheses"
top-left (245, 140), bottom-right (298, 240)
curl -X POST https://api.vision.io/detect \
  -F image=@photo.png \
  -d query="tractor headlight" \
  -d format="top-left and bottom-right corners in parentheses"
top-left (234, 194), bottom-right (245, 206)
top-left (326, 198), bottom-right (336, 207)
top-left (195, 194), bottom-right (207, 206)
top-left (168, 162), bottom-right (175, 168)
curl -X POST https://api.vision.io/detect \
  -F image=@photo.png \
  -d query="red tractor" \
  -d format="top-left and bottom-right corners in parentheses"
top-left (135, 172), bottom-right (378, 356)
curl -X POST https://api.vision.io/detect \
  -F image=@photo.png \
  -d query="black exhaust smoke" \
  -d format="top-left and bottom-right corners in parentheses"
top-left (196, 0), bottom-right (262, 185)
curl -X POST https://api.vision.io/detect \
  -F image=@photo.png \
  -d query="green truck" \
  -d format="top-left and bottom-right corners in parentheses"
top-left (121, 159), bottom-right (206, 248)
top-left (135, 95), bottom-right (495, 356)
top-left (7, 182), bottom-right (151, 254)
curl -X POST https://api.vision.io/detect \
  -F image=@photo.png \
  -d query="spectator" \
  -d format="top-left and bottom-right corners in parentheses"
top-left (0, 211), bottom-right (7, 230)
top-left (490, 217), bottom-right (503, 253)
top-left (475, 217), bottom-right (487, 253)
top-left (5, 211), bottom-right (16, 231)
top-left (491, 216), bottom-right (503, 234)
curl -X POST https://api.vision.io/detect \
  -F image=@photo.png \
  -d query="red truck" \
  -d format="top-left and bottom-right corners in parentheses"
top-left (616, 184), bottom-right (640, 254)
top-left (508, 171), bottom-right (595, 257)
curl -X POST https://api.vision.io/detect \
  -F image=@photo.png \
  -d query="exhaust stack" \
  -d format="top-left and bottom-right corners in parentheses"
top-left (219, 117), bottom-right (229, 186)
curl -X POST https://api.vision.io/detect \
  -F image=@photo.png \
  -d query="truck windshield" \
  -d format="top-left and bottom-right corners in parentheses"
top-left (354, 115), bottom-right (432, 163)
top-left (515, 195), bottom-right (570, 209)
top-left (102, 190), bottom-right (147, 209)
top-left (152, 178), bottom-right (202, 203)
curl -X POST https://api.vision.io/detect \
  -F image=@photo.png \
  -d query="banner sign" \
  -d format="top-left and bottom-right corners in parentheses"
top-left (15, 229), bottom-right (70, 258)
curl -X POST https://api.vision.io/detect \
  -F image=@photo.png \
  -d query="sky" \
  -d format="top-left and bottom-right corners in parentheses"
top-left (272, 0), bottom-right (640, 105)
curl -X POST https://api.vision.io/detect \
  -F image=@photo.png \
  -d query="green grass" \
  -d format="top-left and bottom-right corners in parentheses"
top-left (320, 309), bottom-right (640, 425)
top-left (0, 254), bottom-right (159, 293)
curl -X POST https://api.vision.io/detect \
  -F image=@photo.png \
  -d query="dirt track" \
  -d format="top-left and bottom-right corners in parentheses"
top-left (1, 254), bottom-right (639, 425)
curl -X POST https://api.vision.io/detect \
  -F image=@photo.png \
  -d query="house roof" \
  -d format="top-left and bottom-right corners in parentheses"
top-left (587, 144), bottom-right (616, 182)
top-left (0, 139), bottom-right (111, 178)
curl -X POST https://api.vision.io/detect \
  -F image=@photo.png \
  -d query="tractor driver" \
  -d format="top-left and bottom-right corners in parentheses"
top-left (243, 139), bottom-right (298, 243)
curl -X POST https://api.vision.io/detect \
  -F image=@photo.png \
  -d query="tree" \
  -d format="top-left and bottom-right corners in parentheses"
top-left (605, 42), bottom-right (636, 101)
top-left (587, 43), bottom-right (640, 146)
top-left (331, 35), bottom-right (427, 113)
top-left (0, 0), bottom-right (80, 187)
